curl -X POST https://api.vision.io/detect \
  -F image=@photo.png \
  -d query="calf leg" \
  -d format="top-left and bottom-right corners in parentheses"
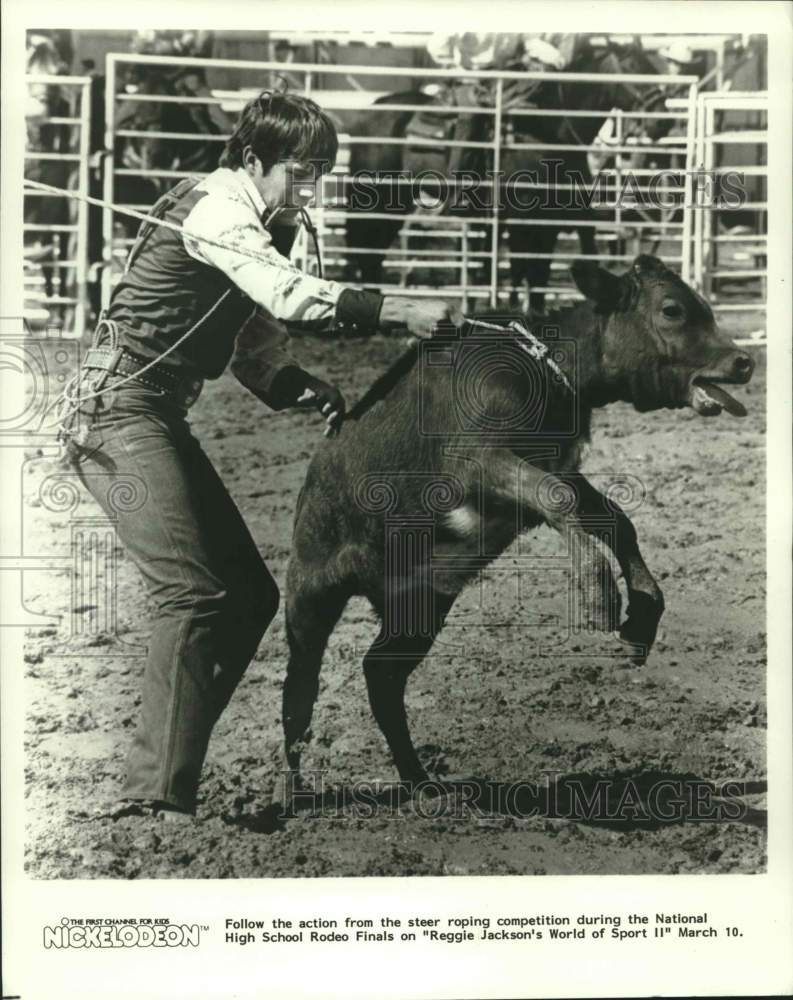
top-left (363, 590), bottom-right (455, 784)
top-left (459, 451), bottom-right (663, 656)
top-left (559, 475), bottom-right (665, 660)
top-left (283, 579), bottom-right (351, 780)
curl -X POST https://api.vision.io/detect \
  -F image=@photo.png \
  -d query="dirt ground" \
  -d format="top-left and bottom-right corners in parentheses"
top-left (23, 313), bottom-right (767, 879)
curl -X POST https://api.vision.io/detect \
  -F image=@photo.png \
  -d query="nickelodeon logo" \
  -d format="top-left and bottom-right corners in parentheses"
top-left (43, 923), bottom-right (201, 948)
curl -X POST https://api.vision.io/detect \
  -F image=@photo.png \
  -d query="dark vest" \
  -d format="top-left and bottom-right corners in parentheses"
top-left (106, 176), bottom-right (297, 379)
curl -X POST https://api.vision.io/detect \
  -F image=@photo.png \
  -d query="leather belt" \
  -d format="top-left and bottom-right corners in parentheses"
top-left (82, 346), bottom-right (203, 405)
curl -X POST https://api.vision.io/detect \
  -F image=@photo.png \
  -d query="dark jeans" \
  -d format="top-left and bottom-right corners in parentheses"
top-left (70, 378), bottom-right (279, 812)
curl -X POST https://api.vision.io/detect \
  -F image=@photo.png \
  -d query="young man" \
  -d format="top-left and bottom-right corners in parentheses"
top-left (70, 91), bottom-right (461, 821)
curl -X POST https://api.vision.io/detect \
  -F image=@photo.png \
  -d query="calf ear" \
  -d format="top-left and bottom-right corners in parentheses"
top-left (571, 261), bottom-right (623, 310)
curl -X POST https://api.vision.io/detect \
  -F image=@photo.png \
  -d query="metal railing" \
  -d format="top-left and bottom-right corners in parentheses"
top-left (17, 53), bottom-right (768, 345)
top-left (24, 74), bottom-right (91, 338)
top-left (101, 52), bottom-right (699, 312)
top-left (692, 91), bottom-right (767, 333)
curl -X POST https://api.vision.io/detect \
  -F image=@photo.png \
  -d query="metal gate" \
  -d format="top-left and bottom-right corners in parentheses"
top-left (100, 52), bottom-right (699, 312)
top-left (692, 91), bottom-right (767, 331)
top-left (24, 73), bottom-right (91, 338)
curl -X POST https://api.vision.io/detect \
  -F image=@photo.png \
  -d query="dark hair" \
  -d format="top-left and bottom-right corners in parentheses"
top-left (220, 90), bottom-right (338, 175)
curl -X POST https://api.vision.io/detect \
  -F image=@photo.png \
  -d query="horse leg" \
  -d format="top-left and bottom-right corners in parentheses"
top-left (345, 207), bottom-right (404, 287)
top-left (577, 225), bottom-right (597, 258)
top-left (41, 248), bottom-right (56, 301)
top-left (508, 223), bottom-right (557, 314)
top-left (363, 590), bottom-right (455, 784)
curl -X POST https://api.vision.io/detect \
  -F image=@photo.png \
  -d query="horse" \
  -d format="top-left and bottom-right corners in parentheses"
top-left (334, 40), bottom-right (667, 311)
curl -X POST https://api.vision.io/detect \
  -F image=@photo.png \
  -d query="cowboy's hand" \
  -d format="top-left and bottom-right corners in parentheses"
top-left (380, 297), bottom-right (464, 339)
top-left (297, 376), bottom-right (346, 437)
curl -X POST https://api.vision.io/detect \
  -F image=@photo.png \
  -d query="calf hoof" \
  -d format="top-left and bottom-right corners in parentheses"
top-left (616, 635), bottom-right (649, 667)
top-left (574, 554), bottom-right (622, 633)
top-left (618, 591), bottom-right (664, 662)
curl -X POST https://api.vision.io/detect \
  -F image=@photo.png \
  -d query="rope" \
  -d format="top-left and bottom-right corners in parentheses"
top-left (23, 176), bottom-right (313, 269)
top-left (30, 181), bottom-right (571, 438)
top-left (45, 289), bottom-right (233, 416)
top-left (348, 316), bottom-right (573, 420)
top-left (26, 174), bottom-right (325, 436)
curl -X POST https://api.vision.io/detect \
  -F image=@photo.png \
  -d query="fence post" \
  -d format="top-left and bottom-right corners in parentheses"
top-left (298, 70), bottom-right (313, 275)
top-left (703, 100), bottom-right (716, 300)
top-left (101, 54), bottom-right (117, 312)
top-left (490, 77), bottom-right (503, 308)
top-left (681, 80), bottom-right (698, 285)
top-left (461, 221), bottom-right (469, 313)
top-left (74, 78), bottom-right (90, 339)
top-left (614, 109), bottom-right (624, 256)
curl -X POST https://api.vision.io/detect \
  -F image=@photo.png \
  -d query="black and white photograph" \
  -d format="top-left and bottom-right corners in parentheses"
top-left (2, 2), bottom-right (791, 998)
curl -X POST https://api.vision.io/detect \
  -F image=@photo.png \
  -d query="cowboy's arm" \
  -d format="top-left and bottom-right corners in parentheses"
top-left (228, 308), bottom-right (334, 408)
top-left (230, 309), bottom-right (346, 435)
top-left (182, 195), bottom-right (355, 330)
top-left (182, 190), bottom-right (462, 338)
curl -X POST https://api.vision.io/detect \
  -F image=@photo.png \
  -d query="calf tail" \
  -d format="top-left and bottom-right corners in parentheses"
top-left (347, 341), bottom-right (421, 420)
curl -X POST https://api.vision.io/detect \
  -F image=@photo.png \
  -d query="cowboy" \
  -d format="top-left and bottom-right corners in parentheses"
top-left (425, 32), bottom-right (578, 73)
top-left (658, 40), bottom-right (696, 77)
top-left (68, 91), bottom-right (461, 822)
top-left (422, 33), bottom-right (583, 175)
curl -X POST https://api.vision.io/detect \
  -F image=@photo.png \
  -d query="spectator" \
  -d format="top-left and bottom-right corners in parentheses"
top-left (426, 32), bottom-right (579, 72)
top-left (658, 40), bottom-right (696, 77)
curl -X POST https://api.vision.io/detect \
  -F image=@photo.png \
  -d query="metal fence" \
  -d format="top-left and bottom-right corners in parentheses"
top-left (24, 74), bottom-right (91, 339)
top-left (30, 51), bottom-right (760, 331)
top-left (692, 91), bottom-right (767, 324)
top-left (101, 53), bottom-right (700, 309)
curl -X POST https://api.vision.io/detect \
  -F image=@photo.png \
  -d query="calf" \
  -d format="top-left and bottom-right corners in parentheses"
top-left (283, 255), bottom-right (754, 785)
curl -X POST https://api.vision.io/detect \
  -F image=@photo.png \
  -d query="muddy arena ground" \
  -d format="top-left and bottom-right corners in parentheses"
top-left (23, 312), bottom-right (767, 879)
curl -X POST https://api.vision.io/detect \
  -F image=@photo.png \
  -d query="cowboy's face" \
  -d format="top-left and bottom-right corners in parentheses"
top-left (243, 148), bottom-right (320, 222)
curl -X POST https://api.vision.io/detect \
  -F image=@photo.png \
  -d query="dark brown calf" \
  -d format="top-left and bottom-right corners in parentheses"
top-left (282, 255), bottom-right (754, 785)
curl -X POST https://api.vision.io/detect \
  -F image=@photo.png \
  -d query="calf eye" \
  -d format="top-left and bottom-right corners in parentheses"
top-left (661, 302), bottom-right (684, 320)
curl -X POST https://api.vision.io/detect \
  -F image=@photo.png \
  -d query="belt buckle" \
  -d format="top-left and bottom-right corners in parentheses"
top-left (104, 347), bottom-right (124, 374)
top-left (86, 347), bottom-right (123, 391)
